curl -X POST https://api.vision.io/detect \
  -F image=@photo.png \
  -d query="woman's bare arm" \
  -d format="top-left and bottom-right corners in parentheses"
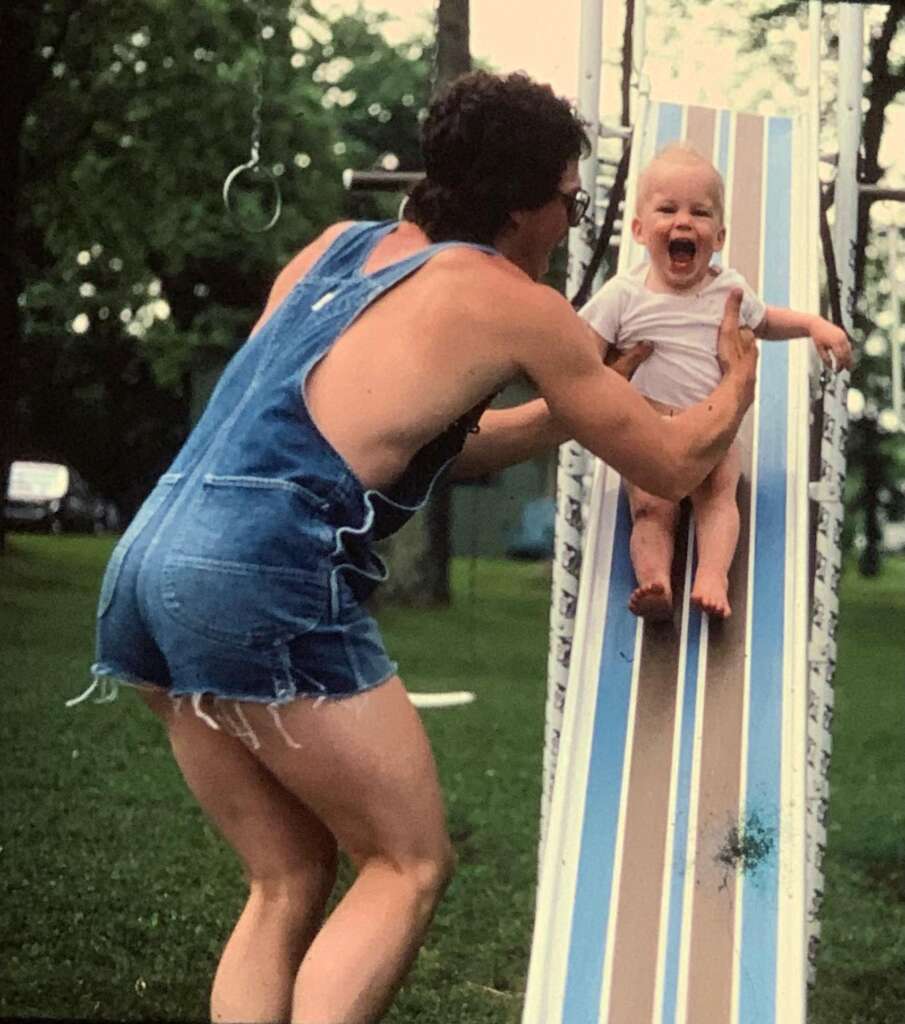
top-left (450, 341), bottom-right (653, 480)
top-left (513, 287), bottom-right (757, 501)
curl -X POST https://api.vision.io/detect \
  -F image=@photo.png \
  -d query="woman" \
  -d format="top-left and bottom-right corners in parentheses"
top-left (72, 71), bottom-right (757, 1023)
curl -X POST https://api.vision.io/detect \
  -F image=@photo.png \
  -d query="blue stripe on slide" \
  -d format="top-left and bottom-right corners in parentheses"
top-left (563, 484), bottom-right (637, 1021)
top-left (738, 116), bottom-right (793, 1024)
top-left (660, 541), bottom-right (703, 1024)
top-left (717, 109), bottom-right (732, 179)
top-left (656, 103), bottom-right (683, 150)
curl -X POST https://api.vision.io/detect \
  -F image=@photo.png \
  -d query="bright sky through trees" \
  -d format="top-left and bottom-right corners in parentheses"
top-left (324, 0), bottom-right (904, 190)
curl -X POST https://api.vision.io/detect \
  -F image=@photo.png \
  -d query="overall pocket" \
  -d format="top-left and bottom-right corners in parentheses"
top-left (173, 474), bottom-right (334, 566)
top-left (161, 556), bottom-right (328, 647)
top-left (97, 474), bottom-right (182, 618)
top-left (159, 475), bottom-right (333, 646)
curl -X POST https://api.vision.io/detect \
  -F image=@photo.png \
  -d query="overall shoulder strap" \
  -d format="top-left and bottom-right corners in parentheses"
top-left (368, 238), bottom-right (498, 294)
top-left (309, 221), bottom-right (397, 279)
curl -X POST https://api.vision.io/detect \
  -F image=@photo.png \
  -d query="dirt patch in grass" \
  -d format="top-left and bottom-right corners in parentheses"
top-left (865, 855), bottom-right (905, 904)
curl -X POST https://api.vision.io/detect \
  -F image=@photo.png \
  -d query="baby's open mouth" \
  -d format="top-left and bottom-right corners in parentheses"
top-left (668, 238), bottom-right (696, 264)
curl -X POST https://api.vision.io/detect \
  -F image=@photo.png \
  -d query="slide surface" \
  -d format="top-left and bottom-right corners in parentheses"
top-left (525, 101), bottom-right (823, 1024)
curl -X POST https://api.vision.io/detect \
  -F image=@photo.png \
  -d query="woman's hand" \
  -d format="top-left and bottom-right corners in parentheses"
top-left (716, 288), bottom-right (758, 406)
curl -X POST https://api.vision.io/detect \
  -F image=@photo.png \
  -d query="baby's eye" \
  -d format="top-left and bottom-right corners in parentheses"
top-left (693, 208), bottom-right (712, 217)
top-left (657, 204), bottom-right (676, 213)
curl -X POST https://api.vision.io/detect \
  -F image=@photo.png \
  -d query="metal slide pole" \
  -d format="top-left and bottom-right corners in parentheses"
top-left (806, 0), bottom-right (860, 972)
top-left (807, 0), bottom-right (822, 315)
top-left (803, 0), bottom-right (833, 988)
top-left (888, 228), bottom-right (903, 428)
top-left (541, 0), bottom-right (604, 868)
top-left (631, 0), bottom-right (650, 108)
top-left (834, 5), bottom-right (862, 339)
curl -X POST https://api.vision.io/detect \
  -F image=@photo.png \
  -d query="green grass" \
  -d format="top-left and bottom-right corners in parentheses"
top-left (807, 558), bottom-right (905, 1024)
top-left (1, 535), bottom-right (902, 1023)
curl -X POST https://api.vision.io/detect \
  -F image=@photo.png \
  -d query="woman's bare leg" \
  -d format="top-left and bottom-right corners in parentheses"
top-left (239, 677), bottom-right (455, 1024)
top-left (689, 443), bottom-right (742, 618)
top-left (137, 689), bottom-right (339, 1024)
top-left (627, 482), bottom-right (680, 621)
top-left (139, 675), bottom-right (453, 1024)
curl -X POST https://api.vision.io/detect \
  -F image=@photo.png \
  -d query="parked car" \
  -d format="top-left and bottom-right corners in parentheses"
top-left (5, 460), bottom-right (110, 535)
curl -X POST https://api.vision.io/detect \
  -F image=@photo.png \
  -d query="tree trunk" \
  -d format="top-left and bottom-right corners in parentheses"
top-left (435, 0), bottom-right (470, 95)
top-left (374, 0), bottom-right (470, 607)
top-left (621, 0), bottom-right (634, 127)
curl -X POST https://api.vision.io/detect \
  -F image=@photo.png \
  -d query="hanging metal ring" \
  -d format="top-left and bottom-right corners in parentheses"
top-left (222, 158), bottom-right (282, 233)
top-left (223, 0), bottom-right (282, 233)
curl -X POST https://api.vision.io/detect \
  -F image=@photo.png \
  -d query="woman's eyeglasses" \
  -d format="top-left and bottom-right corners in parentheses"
top-left (560, 187), bottom-right (591, 227)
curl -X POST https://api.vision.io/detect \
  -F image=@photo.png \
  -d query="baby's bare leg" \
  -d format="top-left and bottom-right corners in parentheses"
top-left (627, 481), bottom-right (679, 621)
top-left (689, 443), bottom-right (742, 619)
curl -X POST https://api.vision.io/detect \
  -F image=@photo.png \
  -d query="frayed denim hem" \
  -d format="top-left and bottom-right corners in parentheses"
top-left (65, 662), bottom-right (399, 751)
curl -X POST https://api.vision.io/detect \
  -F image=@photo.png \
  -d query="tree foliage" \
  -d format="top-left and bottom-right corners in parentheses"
top-left (14, 0), bottom-right (428, 515)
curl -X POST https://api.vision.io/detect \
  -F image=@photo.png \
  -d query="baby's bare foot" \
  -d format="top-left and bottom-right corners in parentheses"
top-left (628, 581), bottom-right (673, 621)
top-left (690, 572), bottom-right (731, 619)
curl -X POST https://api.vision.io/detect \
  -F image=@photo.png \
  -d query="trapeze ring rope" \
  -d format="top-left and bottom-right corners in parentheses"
top-left (222, 0), bottom-right (282, 233)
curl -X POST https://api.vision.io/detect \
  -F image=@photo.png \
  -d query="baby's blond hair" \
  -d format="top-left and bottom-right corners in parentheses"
top-left (636, 142), bottom-right (725, 223)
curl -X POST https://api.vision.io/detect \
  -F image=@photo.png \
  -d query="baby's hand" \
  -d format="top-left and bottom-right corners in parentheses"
top-left (604, 341), bottom-right (653, 380)
top-left (811, 318), bottom-right (853, 371)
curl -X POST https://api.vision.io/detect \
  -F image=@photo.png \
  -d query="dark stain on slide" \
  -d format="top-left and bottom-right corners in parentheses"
top-left (715, 809), bottom-right (776, 877)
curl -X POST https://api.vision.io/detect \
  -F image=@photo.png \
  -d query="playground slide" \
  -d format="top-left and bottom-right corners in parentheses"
top-left (524, 101), bottom-right (830, 1024)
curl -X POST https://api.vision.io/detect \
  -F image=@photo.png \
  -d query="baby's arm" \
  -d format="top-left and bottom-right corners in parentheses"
top-left (584, 322), bottom-right (654, 379)
top-left (754, 306), bottom-right (852, 370)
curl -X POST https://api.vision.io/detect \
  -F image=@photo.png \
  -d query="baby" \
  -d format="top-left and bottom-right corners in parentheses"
top-left (581, 143), bottom-right (851, 621)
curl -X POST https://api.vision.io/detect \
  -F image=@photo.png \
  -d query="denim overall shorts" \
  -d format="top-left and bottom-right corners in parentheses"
top-left (72, 222), bottom-right (497, 715)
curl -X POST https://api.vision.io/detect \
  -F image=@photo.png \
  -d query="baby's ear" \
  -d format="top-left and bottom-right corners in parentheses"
top-left (713, 223), bottom-right (727, 251)
top-left (631, 216), bottom-right (644, 243)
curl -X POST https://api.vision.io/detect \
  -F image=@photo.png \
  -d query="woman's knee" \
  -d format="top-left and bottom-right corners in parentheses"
top-left (402, 845), bottom-right (457, 916)
top-left (248, 855), bottom-right (339, 912)
top-left (358, 838), bottom-right (457, 905)
top-left (422, 838), bottom-right (457, 894)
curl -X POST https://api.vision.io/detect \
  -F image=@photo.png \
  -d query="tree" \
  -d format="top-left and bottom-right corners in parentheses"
top-left (10, 0), bottom-right (429, 520)
top-left (0, 3), bottom-right (56, 552)
top-left (845, 3), bottom-right (905, 574)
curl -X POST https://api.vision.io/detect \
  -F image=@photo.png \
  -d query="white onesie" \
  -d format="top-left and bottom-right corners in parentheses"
top-left (580, 262), bottom-right (765, 408)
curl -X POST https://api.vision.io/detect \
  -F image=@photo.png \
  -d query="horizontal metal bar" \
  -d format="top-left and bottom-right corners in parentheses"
top-left (859, 184), bottom-right (905, 203)
top-left (342, 169), bottom-right (424, 192)
top-left (598, 122), bottom-right (632, 140)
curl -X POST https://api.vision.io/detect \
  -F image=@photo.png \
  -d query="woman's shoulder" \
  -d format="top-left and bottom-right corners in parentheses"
top-left (280, 221), bottom-right (358, 279)
top-left (252, 222), bottom-right (361, 331)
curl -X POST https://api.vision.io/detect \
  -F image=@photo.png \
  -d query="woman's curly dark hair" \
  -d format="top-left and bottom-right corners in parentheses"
top-left (403, 70), bottom-right (590, 245)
